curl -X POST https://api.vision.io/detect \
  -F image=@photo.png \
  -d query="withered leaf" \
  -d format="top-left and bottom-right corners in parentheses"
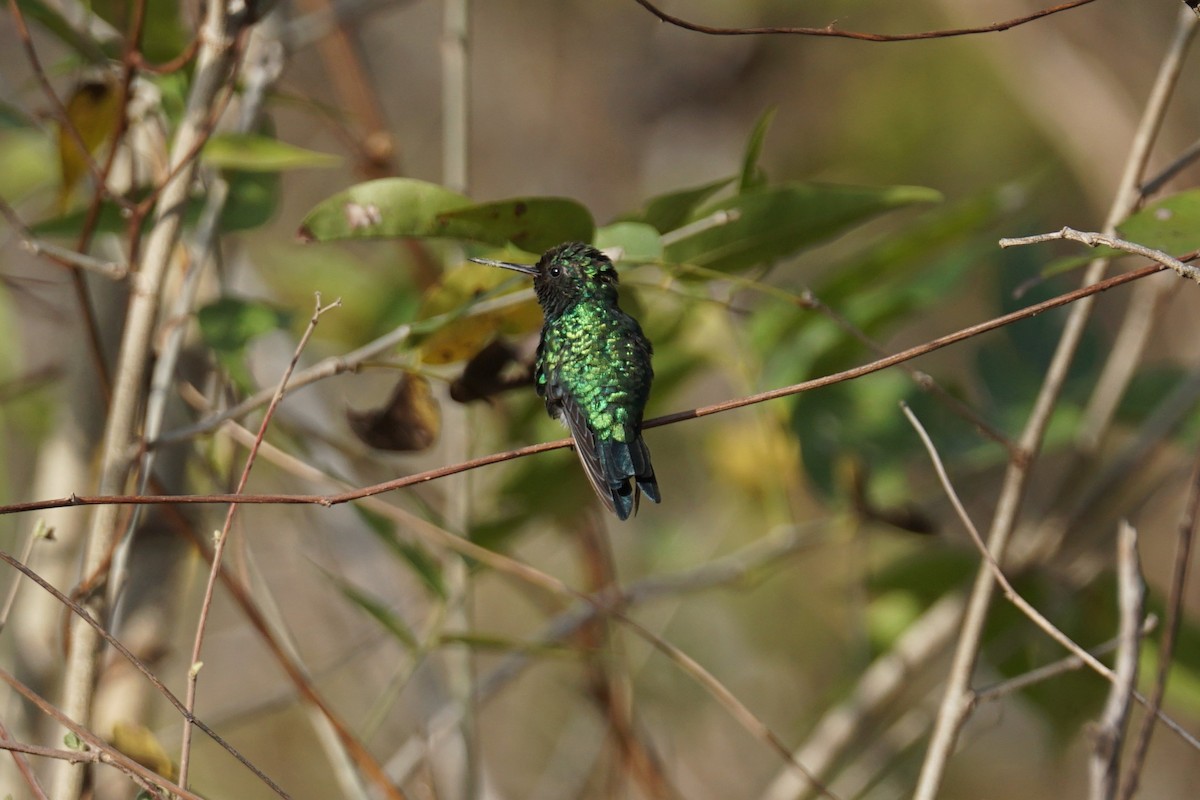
top-left (449, 339), bottom-right (532, 403)
top-left (348, 373), bottom-right (441, 451)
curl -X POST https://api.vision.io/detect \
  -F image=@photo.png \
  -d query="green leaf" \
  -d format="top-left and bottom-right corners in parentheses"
top-left (297, 178), bottom-right (594, 251)
top-left (352, 505), bottom-right (448, 600)
top-left (333, 578), bottom-right (419, 650)
top-left (30, 170), bottom-right (280, 237)
top-left (630, 176), bottom-right (735, 234)
top-left (197, 297), bottom-right (291, 356)
top-left (220, 170), bottom-right (281, 231)
top-left (298, 178), bottom-right (470, 242)
top-left (92, 0), bottom-right (188, 63)
top-left (63, 732), bottom-right (85, 750)
top-left (1117, 189), bottom-right (1200, 256)
top-left (594, 221), bottom-right (663, 261)
top-left (203, 133), bottom-right (341, 172)
top-left (435, 632), bottom-right (576, 656)
top-left (665, 182), bottom-right (942, 273)
top-left (0, 100), bottom-right (30, 129)
top-left (435, 197), bottom-right (594, 253)
top-left (739, 106), bottom-right (776, 193)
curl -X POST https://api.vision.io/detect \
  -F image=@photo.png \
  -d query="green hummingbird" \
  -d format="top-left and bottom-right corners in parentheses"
top-left (471, 242), bottom-right (660, 520)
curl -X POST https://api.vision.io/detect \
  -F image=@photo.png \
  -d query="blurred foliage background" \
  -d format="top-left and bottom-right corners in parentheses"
top-left (2, 1), bottom-right (1200, 798)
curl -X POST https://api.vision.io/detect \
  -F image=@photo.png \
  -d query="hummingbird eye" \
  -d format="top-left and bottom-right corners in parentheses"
top-left (549, 266), bottom-right (561, 277)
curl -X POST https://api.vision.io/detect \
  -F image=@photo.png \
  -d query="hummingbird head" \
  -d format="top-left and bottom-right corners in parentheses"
top-left (471, 242), bottom-right (619, 320)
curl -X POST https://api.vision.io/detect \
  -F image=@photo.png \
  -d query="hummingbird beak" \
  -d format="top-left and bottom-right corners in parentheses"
top-left (469, 256), bottom-right (538, 276)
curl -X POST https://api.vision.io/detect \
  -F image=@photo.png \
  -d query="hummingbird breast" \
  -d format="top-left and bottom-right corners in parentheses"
top-left (536, 303), bottom-right (653, 441)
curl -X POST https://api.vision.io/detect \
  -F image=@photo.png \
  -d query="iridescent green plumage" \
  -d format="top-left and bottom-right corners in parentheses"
top-left (472, 242), bottom-right (659, 520)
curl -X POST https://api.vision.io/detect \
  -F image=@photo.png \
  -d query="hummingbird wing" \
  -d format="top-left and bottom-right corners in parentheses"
top-left (555, 393), bottom-right (624, 518)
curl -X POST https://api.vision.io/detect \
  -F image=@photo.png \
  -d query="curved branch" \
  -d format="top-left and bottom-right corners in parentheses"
top-left (632, 0), bottom-right (1101, 42)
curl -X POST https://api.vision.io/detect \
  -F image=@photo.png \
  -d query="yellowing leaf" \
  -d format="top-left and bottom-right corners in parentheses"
top-left (415, 262), bottom-right (542, 365)
top-left (110, 721), bottom-right (177, 781)
top-left (57, 77), bottom-right (121, 212)
top-left (419, 313), bottom-right (504, 365)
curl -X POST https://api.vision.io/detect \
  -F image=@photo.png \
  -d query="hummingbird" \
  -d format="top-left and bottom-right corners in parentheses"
top-left (471, 242), bottom-right (660, 520)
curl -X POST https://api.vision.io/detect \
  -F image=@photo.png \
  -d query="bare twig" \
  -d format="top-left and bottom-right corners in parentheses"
top-left (914, 13), bottom-right (1193, 793)
top-left (761, 592), bottom-right (966, 800)
top-left (0, 520), bottom-right (47, 633)
top-left (52, 3), bottom-right (245, 797)
top-left (0, 547), bottom-right (293, 798)
top-left (631, 0), bottom-right (1100, 41)
top-left (973, 616), bottom-right (1158, 707)
top-left (0, 198), bottom-right (128, 279)
top-left (177, 295), bottom-right (343, 789)
top-left (902, 403), bottom-right (1119, 681)
top-left (0, 719), bottom-right (50, 800)
top-left (0, 667), bottom-right (208, 800)
top-left (152, 319), bottom-right (416, 445)
top-left (1119, 452), bottom-right (1200, 799)
top-left (1090, 522), bottom-right (1144, 800)
top-left (615, 612), bottom-right (839, 800)
top-left (1140, 135), bottom-right (1200, 196)
top-left (0, 259), bottom-right (1168, 519)
top-left (1000, 227), bottom-right (1200, 283)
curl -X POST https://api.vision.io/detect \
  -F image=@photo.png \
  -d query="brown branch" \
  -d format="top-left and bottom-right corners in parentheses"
top-left (0, 719), bottom-right (50, 800)
top-left (1090, 522), bottom-right (1144, 800)
top-left (0, 548), bottom-right (293, 798)
top-left (1118, 450), bottom-right (1200, 799)
top-left (0, 260), bottom-right (1172, 517)
top-left (0, 667), bottom-right (208, 800)
top-left (632, 0), bottom-right (1101, 42)
top-left (177, 295), bottom-right (345, 790)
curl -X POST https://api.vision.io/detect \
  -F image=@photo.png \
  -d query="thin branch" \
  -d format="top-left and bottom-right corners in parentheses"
top-left (1119, 451), bottom-right (1200, 799)
top-left (902, 403), bottom-right (1119, 681)
top-left (177, 295), bottom-right (342, 789)
top-left (905, 404), bottom-right (1199, 753)
top-left (1140, 135), bottom-right (1200, 196)
top-left (1090, 522), bottom-right (1144, 800)
top-left (52, 3), bottom-right (246, 796)
top-left (1000, 227), bottom-right (1200, 283)
top-left (0, 719), bottom-right (50, 800)
top-left (614, 611), bottom-right (839, 800)
top-left (0, 547), bottom-right (293, 798)
top-left (0, 259), bottom-right (1168, 518)
top-left (631, 0), bottom-right (1100, 42)
top-left (151, 320), bottom-right (416, 445)
top-left (0, 667), bottom-right (207, 800)
top-left (973, 616), bottom-right (1158, 707)
top-left (914, 13), bottom-right (1193, 793)
top-left (0, 198), bottom-right (128, 279)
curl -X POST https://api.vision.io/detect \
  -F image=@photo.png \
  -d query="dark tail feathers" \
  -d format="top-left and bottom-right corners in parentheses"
top-left (599, 435), bottom-right (660, 521)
